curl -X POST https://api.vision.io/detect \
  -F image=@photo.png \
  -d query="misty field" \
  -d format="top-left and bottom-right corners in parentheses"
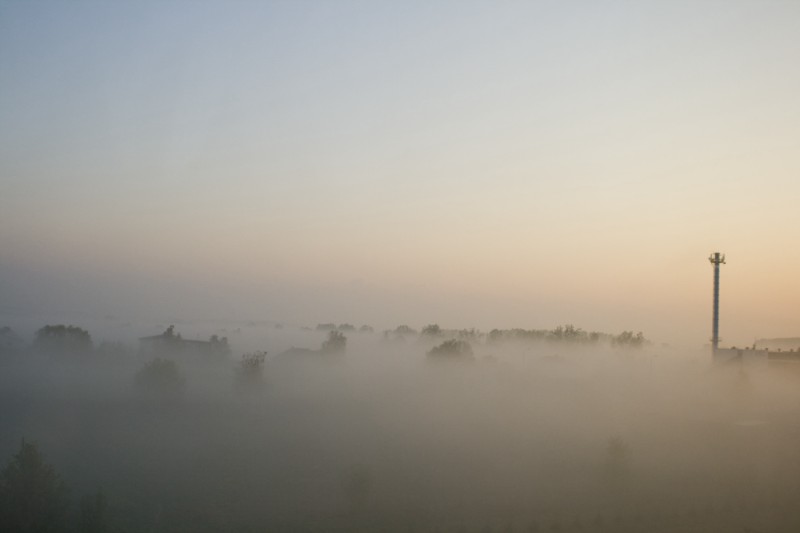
top-left (2, 326), bottom-right (800, 533)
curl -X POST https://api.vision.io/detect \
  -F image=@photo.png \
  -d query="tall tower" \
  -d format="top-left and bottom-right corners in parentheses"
top-left (709, 252), bottom-right (726, 352)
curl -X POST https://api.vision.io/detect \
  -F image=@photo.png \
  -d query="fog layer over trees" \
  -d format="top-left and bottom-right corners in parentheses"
top-left (1, 323), bottom-right (799, 532)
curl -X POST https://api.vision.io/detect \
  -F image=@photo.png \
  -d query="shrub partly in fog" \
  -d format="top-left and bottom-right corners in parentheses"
top-left (427, 339), bottom-right (474, 360)
top-left (134, 357), bottom-right (185, 398)
top-left (33, 324), bottom-right (93, 354)
top-left (394, 325), bottom-right (418, 337)
top-left (78, 490), bottom-right (108, 533)
top-left (421, 324), bottom-right (442, 337)
top-left (603, 436), bottom-right (632, 489)
top-left (321, 330), bottom-right (347, 354)
top-left (235, 351), bottom-right (267, 391)
top-left (611, 331), bottom-right (646, 348)
top-left (0, 439), bottom-right (69, 532)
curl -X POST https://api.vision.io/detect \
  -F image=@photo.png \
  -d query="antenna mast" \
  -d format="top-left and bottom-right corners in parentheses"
top-left (709, 252), bottom-right (726, 353)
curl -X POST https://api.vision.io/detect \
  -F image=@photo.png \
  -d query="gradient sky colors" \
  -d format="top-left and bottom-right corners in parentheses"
top-left (2, 1), bottom-right (800, 347)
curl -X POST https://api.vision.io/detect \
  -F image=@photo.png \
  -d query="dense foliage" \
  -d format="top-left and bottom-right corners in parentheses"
top-left (321, 330), bottom-right (347, 354)
top-left (236, 351), bottom-right (267, 390)
top-left (134, 357), bottom-right (185, 398)
top-left (0, 440), bottom-right (68, 533)
top-left (487, 325), bottom-right (647, 347)
top-left (427, 339), bottom-right (474, 360)
top-left (33, 325), bottom-right (93, 354)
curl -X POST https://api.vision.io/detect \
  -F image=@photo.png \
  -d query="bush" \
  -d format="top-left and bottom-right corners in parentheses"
top-left (603, 436), bottom-right (632, 487)
top-left (135, 358), bottom-right (185, 398)
top-left (0, 439), bottom-right (69, 532)
top-left (612, 331), bottom-right (646, 348)
top-left (394, 325), bottom-right (417, 337)
top-left (236, 351), bottom-right (267, 390)
top-left (427, 339), bottom-right (474, 360)
top-left (78, 490), bottom-right (108, 533)
top-left (421, 324), bottom-right (442, 337)
top-left (207, 335), bottom-right (231, 357)
top-left (321, 331), bottom-right (347, 354)
top-left (33, 325), bottom-right (92, 354)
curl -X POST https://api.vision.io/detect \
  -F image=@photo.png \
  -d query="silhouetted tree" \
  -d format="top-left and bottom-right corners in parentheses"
top-left (78, 490), bottom-right (108, 533)
top-left (548, 324), bottom-right (590, 343)
top-left (33, 325), bottom-right (92, 354)
top-left (421, 324), bottom-right (442, 337)
top-left (603, 436), bottom-right (632, 489)
top-left (394, 325), bottom-right (417, 337)
top-left (457, 328), bottom-right (480, 340)
top-left (321, 331), bottom-right (347, 354)
top-left (208, 334), bottom-right (230, 356)
top-left (135, 358), bottom-right (185, 399)
top-left (236, 351), bottom-right (267, 390)
top-left (427, 339), bottom-right (473, 360)
top-left (0, 439), bottom-right (69, 533)
top-left (612, 331), bottom-right (646, 348)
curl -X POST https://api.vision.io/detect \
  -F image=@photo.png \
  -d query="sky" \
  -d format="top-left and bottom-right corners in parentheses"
top-left (2, 1), bottom-right (799, 348)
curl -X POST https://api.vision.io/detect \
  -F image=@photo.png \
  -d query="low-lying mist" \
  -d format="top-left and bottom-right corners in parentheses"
top-left (2, 324), bottom-right (800, 532)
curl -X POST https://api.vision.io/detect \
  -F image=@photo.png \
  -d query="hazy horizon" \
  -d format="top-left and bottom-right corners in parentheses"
top-left (3, 1), bottom-right (800, 349)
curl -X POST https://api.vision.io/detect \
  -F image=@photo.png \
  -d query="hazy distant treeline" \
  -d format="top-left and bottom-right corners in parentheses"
top-left (1, 322), bottom-right (647, 358)
top-left (487, 325), bottom-right (646, 347)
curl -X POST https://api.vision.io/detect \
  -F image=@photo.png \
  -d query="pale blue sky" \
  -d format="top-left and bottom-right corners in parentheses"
top-left (2, 1), bottom-right (800, 346)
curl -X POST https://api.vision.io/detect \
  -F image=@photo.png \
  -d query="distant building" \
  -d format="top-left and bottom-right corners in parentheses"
top-left (713, 347), bottom-right (769, 366)
top-left (138, 325), bottom-right (229, 358)
top-left (714, 344), bottom-right (800, 366)
top-left (754, 337), bottom-right (800, 352)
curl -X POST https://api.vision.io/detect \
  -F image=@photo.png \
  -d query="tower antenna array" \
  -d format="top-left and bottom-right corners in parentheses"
top-left (709, 252), bottom-right (726, 353)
